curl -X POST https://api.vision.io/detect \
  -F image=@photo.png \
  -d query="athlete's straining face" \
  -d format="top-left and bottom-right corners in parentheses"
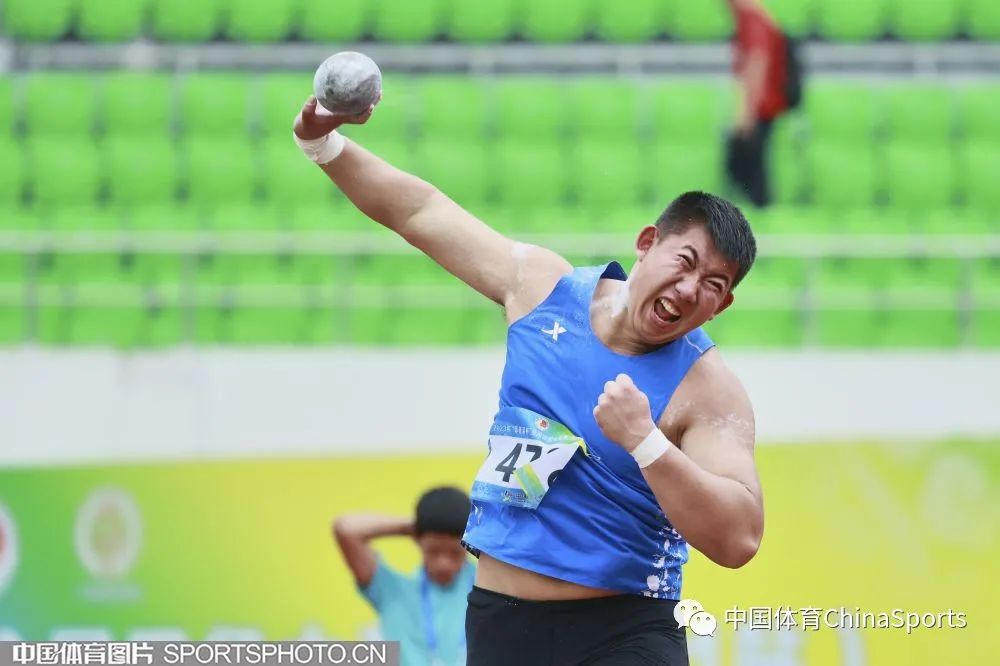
top-left (627, 223), bottom-right (738, 345)
top-left (418, 532), bottom-right (468, 586)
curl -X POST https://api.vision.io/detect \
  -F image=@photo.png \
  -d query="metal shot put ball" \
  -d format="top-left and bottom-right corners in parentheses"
top-left (313, 51), bottom-right (382, 115)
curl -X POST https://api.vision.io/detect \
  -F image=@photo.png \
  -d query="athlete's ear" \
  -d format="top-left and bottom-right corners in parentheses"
top-left (709, 291), bottom-right (735, 320)
top-left (635, 226), bottom-right (659, 260)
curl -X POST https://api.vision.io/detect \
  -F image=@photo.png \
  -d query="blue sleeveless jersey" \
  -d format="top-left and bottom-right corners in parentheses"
top-left (462, 262), bottom-right (715, 599)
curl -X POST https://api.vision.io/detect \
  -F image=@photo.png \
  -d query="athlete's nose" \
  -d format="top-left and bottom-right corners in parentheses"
top-left (673, 275), bottom-right (698, 304)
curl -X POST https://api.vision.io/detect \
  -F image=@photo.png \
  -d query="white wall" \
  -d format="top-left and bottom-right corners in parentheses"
top-left (1, 348), bottom-right (998, 466)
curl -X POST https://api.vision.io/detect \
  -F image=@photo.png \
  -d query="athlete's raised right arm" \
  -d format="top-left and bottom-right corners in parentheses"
top-left (331, 514), bottom-right (413, 587)
top-left (293, 96), bottom-right (571, 314)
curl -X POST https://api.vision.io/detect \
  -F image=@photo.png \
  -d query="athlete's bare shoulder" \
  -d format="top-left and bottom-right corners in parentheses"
top-left (661, 346), bottom-right (755, 449)
top-left (503, 242), bottom-right (573, 324)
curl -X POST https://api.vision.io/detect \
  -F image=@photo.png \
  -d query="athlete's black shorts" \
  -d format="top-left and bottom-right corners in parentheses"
top-left (465, 586), bottom-right (689, 666)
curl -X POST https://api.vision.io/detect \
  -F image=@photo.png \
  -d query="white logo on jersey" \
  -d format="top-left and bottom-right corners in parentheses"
top-left (542, 321), bottom-right (567, 342)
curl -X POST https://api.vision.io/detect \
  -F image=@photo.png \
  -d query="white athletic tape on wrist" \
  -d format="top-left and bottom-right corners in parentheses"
top-left (292, 130), bottom-right (346, 165)
top-left (631, 428), bottom-right (671, 468)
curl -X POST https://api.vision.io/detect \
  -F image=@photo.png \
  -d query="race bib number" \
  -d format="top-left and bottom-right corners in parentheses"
top-left (470, 407), bottom-right (587, 509)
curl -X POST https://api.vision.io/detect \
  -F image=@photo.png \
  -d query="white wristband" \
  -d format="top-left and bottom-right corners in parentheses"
top-left (292, 130), bottom-right (346, 165)
top-left (631, 428), bottom-right (671, 468)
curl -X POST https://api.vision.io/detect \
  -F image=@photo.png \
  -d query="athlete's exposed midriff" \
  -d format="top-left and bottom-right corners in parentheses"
top-left (475, 552), bottom-right (620, 601)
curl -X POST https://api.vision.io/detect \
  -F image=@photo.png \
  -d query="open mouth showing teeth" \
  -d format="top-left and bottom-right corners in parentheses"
top-left (654, 297), bottom-right (681, 324)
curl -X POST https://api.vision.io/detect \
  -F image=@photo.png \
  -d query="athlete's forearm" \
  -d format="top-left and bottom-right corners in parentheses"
top-left (319, 139), bottom-right (439, 233)
top-left (642, 446), bottom-right (763, 569)
top-left (332, 513), bottom-right (414, 543)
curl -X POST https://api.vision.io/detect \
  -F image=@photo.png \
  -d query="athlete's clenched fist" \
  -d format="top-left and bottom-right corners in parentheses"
top-left (593, 373), bottom-right (657, 452)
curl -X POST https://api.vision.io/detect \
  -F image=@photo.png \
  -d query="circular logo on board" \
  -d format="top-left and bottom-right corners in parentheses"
top-left (74, 489), bottom-right (142, 580)
top-left (0, 502), bottom-right (18, 596)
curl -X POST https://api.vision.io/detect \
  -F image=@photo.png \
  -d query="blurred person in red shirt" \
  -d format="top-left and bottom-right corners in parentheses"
top-left (725, 0), bottom-right (802, 208)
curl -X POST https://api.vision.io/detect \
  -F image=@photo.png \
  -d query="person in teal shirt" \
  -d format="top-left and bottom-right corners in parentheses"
top-left (333, 487), bottom-right (475, 666)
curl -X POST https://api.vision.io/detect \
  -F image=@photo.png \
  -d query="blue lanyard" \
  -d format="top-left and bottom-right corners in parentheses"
top-left (419, 569), bottom-right (465, 665)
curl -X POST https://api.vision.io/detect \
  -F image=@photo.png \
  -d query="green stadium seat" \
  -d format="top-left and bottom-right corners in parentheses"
top-left (880, 308), bottom-right (960, 347)
top-left (260, 74), bottom-right (311, 138)
top-left (0, 207), bottom-right (44, 231)
top-left (493, 141), bottom-right (570, 209)
top-left (0, 78), bottom-right (14, 139)
top-left (129, 204), bottom-right (206, 231)
top-left (0, 302), bottom-right (24, 343)
top-left (972, 260), bottom-right (1000, 346)
top-left (838, 208), bottom-right (913, 235)
top-left (884, 85), bottom-right (955, 145)
top-left (349, 131), bottom-right (419, 174)
top-left (129, 253), bottom-right (186, 286)
top-left (184, 138), bottom-right (258, 207)
top-left (808, 142), bottom-right (877, 210)
top-left (414, 139), bottom-right (492, 205)
top-left (707, 308), bottom-right (803, 347)
top-left (23, 73), bottom-right (100, 138)
top-left (522, 0), bottom-right (591, 42)
top-left (0, 140), bottom-right (25, 208)
top-left (180, 73), bottom-right (252, 136)
top-left (960, 85), bottom-right (1000, 144)
top-left (888, 0), bottom-right (960, 40)
top-left (572, 142), bottom-right (647, 211)
top-left (286, 203), bottom-right (370, 232)
top-left (209, 203), bottom-right (283, 232)
top-left (0, 253), bottom-right (25, 284)
top-left (371, 0), bottom-right (447, 42)
top-left (917, 209), bottom-right (993, 235)
top-left (261, 139), bottom-right (337, 209)
top-left (974, 308), bottom-right (1000, 346)
top-left (78, 0), bottom-right (148, 42)
top-left (665, 0), bottom-right (732, 41)
top-left (335, 73), bottom-right (413, 142)
top-left (152, 0), bottom-right (223, 41)
top-left (466, 306), bottom-right (506, 345)
top-left (3, 0), bottom-right (73, 40)
top-left (815, 0), bottom-right (887, 40)
top-left (297, 0), bottom-right (370, 41)
top-left (806, 82), bottom-right (877, 143)
top-left (960, 145), bottom-right (1000, 214)
top-left (207, 305), bottom-right (333, 345)
top-left (750, 204), bottom-right (808, 234)
top-left (884, 144), bottom-right (956, 211)
top-left (583, 205), bottom-right (657, 234)
top-left (195, 252), bottom-right (284, 286)
top-left (967, 0), bottom-right (1000, 39)
top-left (762, 0), bottom-right (813, 37)
top-left (650, 81), bottom-right (726, 144)
top-left (896, 259), bottom-right (963, 297)
top-left (653, 141), bottom-right (724, 201)
top-left (448, 0), bottom-right (517, 42)
top-left (225, 0), bottom-right (297, 42)
top-left (496, 78), bottom-right (571, 140)
top-left (770, 118), bottom-right (805, 205)
top-left (415, 77), bottom-right (491, 140)
top-left (27, 139), bottom-right (103, 208)
top-left (53, 293), bottom-right (182, 348)
top-left (50, 206), bottom-right (124, 232)
top-left (102, 73), bottom-right (174, 137)
top-left (105, 137), bottom-right (179, 208)
top-left (594, 0), bottom-right (661, 42)
top-left (569, 80), bottom-right (643, 141)
top-left (708, 255), bottom-right (806, 347)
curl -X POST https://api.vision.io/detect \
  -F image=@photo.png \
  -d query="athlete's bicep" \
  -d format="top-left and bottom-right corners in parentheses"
top-left (671, 350), bottom-right (761, 497)
top-left (400, 191), bottom-right (570, 307)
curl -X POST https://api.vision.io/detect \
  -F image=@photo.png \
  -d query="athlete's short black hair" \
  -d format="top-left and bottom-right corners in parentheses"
top-left (415, 486), bottom-right (470, 537)
top-left (654, 191), bottom-right (757, 287)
